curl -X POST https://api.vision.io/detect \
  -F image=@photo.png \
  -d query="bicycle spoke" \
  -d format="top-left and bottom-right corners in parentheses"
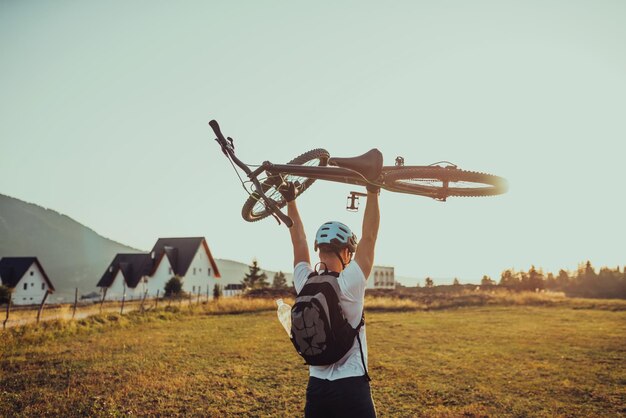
top-left (242, 149), bottom-right (330, 222)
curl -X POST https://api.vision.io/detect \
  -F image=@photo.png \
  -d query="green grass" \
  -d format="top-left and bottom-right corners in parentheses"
top-left (1, 305), bottom-right (625, 417)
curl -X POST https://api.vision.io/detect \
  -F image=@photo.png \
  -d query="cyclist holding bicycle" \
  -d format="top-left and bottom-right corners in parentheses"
top-left (280, 182), bottom-right (380, 418)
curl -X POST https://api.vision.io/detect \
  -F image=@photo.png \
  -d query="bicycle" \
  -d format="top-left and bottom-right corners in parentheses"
top-left (209, 120), bottom-right (508, 228)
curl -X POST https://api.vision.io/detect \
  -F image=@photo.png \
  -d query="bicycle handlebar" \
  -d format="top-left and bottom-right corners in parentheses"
top-left (209, 120), bottom-right (225, 143)
top-left (209, 119), bottom-right (293, 228)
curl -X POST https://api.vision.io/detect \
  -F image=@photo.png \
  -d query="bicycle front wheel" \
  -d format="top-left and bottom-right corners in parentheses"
top-left (384, 167), bottom-right (508, 199)
top-left (241, 148), bottom-right (330, 222)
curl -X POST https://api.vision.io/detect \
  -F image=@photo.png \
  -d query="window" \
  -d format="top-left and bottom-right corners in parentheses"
top-left (30, 271), bottom-right (34, 276)
top-left (24, 283), bottom-right (28, 290)
top-left (208, 268), bottom-right (211, 276)
top-left (169, 267), bottom-right (173, 274)
top-left (192, 285), bottom-right (196, 292)
top-left (193, 267), bottom-right (196, 275)
top-left (42, 283), bottom-right (45, 290)
top-left (31, 282), bottom-right (34, 287)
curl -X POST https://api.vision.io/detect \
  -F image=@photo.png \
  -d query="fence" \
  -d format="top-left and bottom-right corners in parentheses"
top-left (2, 287), bottom-right (215, 330)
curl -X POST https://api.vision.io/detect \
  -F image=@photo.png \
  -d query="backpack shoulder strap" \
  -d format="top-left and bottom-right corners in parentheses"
top-left (307, 270), bottom-right (340, 279)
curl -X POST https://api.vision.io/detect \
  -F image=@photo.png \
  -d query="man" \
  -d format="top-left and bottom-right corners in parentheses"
top-left (281, 182), bottom-right (380, 418)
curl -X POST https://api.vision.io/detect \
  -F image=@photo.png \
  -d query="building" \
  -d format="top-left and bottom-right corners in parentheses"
top-left (97, 237), bottom-right (221, 300)
top-left (367, 265), bottom-right (395, 290)
top-left (96, 253), bottom-right (151, 301)
top-left (0, 257), bottom-right (56, 305)
top-left (223, 283), bottom-right (245, 297)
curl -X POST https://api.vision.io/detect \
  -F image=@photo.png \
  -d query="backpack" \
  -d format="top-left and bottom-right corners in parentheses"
top-left (290, 270), bottom-right (370, 379)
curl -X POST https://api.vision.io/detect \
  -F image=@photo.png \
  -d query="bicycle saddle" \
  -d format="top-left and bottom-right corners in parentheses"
top-left (329, 148), bottom-right (383, 181)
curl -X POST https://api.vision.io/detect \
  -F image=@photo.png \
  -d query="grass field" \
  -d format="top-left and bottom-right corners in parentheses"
top-left (1, 301), bottom-right (625, 417)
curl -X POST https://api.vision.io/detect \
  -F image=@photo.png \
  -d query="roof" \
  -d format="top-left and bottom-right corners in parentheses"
top-left (0, 257), bottom-right (56, 291)
top-left (97, 237), bottom-right (222, 289)
top-left (149, 237), bottom-right (221, 278)
top-left (97, 253), bottom-right (152, 288)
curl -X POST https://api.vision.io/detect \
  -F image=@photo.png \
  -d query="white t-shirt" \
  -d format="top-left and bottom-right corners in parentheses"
top-left (293, 260), bottom-right (368, 381)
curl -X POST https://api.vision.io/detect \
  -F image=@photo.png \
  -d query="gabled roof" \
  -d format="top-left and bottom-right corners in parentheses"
top-left (97, 253), bottom-right (152, 289)
top-left (149, 237), bottom-right (221, 278)
top-left (0, 257), bottom-right (56, 291)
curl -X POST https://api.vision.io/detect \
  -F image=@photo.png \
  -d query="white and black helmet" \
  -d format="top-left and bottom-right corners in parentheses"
top-left (314, 221), bottom-right (358, 253)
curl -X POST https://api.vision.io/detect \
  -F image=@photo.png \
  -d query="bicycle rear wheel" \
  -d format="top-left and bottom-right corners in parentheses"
top-left (241, 148), bottom-right (330, 222)
top-left (384, 166), bottom-right (508, 199)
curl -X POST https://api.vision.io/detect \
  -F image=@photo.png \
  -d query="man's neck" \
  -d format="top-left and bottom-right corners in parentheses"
top-left (318, 255), bottom-right (343, 273)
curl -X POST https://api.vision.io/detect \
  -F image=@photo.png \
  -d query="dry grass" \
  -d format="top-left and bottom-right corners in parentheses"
top-left (201, 297), bottom-right (291, 315)
top-left (1, 304), bottom-right (625, 417)
top-left (5, 290), bottom-right (625, 330)
top-left (367, 288), bottom-right (626, 311)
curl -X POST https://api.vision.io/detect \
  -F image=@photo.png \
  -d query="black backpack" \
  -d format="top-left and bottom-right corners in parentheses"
top-left (290, 270), bottom-right (370, 379)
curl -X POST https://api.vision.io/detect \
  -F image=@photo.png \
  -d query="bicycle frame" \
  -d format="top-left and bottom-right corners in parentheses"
top-left (210, 119), bottom-right (507, 225)
top-left (264, 163), bottom-right (371, 187)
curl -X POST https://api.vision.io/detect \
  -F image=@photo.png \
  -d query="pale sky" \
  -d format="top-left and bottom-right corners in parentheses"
top-left (2, 1), bottom-right (625, 285)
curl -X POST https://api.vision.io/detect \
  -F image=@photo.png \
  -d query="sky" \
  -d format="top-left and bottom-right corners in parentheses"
top-left (1, 1), bottom-right (625, 285)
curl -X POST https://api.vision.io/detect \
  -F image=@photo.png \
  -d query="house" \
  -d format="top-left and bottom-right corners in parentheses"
top-left (0, 257), bottom-right (55, 305)
top-left (367, 265), bottom-right (396, 290)
top-left (96, 253), bottom-right (152, 301)
top-left (97, 237), bottom-right (221, 300)
top-left (223, 283), bottom-right (244, 297)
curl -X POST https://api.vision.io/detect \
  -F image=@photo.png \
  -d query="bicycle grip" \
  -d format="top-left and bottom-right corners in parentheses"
top-left (209, 120), bottom-right (226, 141)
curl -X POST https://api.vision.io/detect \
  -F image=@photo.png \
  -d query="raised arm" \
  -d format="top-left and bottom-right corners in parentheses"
top-left (286, 200), bottom-right (311, 267)
top-left (354, 190), bottom-right (380, 278)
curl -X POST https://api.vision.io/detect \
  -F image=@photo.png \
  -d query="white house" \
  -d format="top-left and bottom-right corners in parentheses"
top-left (97, 237), bottom-right (221, 300)
top-left (96, 253), bottom-right (151, 301)
top-left (367, 265), bottom-right (396, 290)
top-left (223, 284), bottom-right (244, 297)
top-left (0, 257), bottom-right (56, 305)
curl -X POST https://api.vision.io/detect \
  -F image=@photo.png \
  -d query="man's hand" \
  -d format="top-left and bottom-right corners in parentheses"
top-left (278, 181), bottom-right (300, 202)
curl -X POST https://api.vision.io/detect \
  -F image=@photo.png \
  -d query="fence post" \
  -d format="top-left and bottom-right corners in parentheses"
top-left (207, 285), bottom-right (210, 302)
top-left (120, 292), bottom-right (126, 315)
top-left (140, 289), bottom-right (148, 313)
top-left (197, 289), bottom-right (201, 305)
top-left (36, 290), bottom-right (50, 324)
top-left (188, 291), bottom-right (192, 308)
top-left (72, 288), bottom-right (78, 320)
top-left (3, 292), bottom-right (12, 330)
top-left (100, 288), bottom-right (108, 314)
top-left (155, 290), bottom-right (159, 309)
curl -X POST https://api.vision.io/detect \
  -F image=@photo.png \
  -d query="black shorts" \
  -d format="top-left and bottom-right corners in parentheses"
top-left (304, 375), bottom-right (376, 418)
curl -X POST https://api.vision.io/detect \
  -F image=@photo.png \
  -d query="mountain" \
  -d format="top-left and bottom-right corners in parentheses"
top-left (0, 194), bottom-right (141, 301)
top-left (0, 194), bottom-right (293, 301)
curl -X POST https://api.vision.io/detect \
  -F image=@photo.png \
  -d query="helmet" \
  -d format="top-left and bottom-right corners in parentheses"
top-left (314, 221), bottom-right (358, 253)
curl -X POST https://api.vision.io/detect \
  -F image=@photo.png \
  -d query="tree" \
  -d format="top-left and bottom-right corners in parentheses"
top-left (499, 269), bottom-right (520, 289)
top-left (164, 276), bottom-right (183, 298)
top-left (272, 271), bottom-right (288, 289)
top-left (556, 269), bottom-right (570, 289)
top-left (545, 272), bottom-right (557, 290)
top-left (523, 265), bottom-right (544, 291)
top-left (242, 259), bottom-right (268, 290)
top-left (425, 277), bottom-right (434, 288)
top-left (481, 275), bottom-right (495, 286)
top-left (0, 285), bottom-right (12, 305)
top-left (213, 283), bottom-right (222, 300)
top-left (452, 278), bottom-right (460, 286)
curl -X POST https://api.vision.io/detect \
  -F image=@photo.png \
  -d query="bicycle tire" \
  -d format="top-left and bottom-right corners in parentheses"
top-left (384, 166), bottom-right (508, 199)
top-left (241, 148), bottom-right (330, 222)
